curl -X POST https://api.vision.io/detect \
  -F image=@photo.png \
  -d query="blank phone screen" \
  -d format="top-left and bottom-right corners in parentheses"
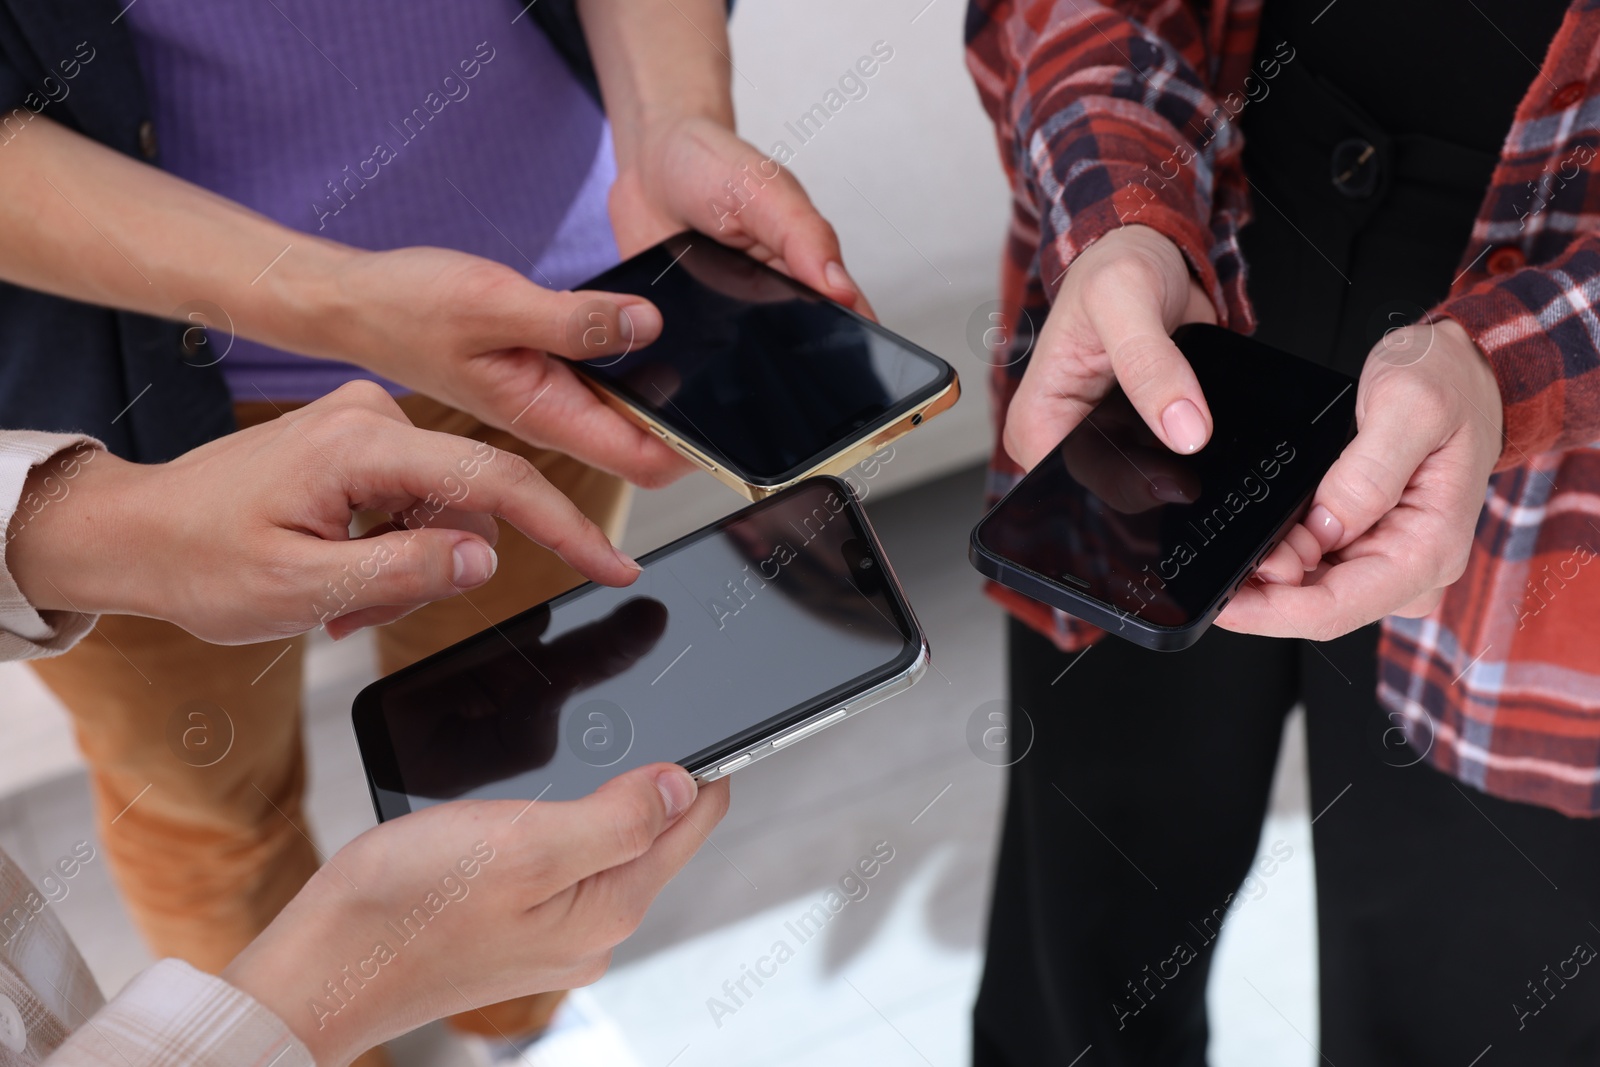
top-left (974, 326), bottom-right (1356, 629)
top-left (569, 233), bottom-right (952, 485)
top-left (356, 480), bottom-right (921, 817)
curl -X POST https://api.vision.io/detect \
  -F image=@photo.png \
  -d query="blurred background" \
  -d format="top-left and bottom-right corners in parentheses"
top-left (0, 0), bottom-right (1320, 1064)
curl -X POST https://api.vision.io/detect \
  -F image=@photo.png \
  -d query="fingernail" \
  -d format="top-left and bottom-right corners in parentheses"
top-left (614, 545), bottom-right (643, 574)
top-left (1149, 474), bottom-right (1193, 503)
top-left (655, 768), bottom-right (697, 819)
top-left (824, 261), bottom-right (857, 297)
top-left (618, 303), bottom-right (661, 347)
top-left (1308, 504), bottom-right (1344, 549)
top-left (1256, 569), bottom-right (1290, 586)
top-left (1161, 399), bottom-right (1208, 454)
top-left (452, 541), bottom-right (498, 587)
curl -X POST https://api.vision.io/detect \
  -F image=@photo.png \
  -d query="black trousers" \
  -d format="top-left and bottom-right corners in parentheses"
top-left (975, 620), bottom-right (1600, 1066)
top-left (973, 51), bottom-right (1600, 1067)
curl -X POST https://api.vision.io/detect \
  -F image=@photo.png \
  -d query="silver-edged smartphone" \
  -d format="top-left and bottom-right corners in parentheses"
top-left (352, 476), bottom-right (927, 821)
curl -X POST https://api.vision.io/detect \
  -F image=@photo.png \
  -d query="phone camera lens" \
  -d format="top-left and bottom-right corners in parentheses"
top-left (860, 557), bottom-right (874, 570)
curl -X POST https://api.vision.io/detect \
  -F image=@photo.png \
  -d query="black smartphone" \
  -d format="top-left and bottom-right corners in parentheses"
top-left (352, 477), bottom-right (927, 821)
top-left (566, 232), bottom-right (960, 500)
top-left (968, 324), bottom-right (1357, 651)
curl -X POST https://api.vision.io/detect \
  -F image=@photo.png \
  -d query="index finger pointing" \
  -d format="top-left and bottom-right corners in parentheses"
top-left (352, 419), bottom-right (642, 587)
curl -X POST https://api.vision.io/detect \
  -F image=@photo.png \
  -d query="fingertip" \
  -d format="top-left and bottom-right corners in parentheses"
top-left (1159, 397), bottom-right (1210, 454)
top-left (1306, 504), bottom-right (1344, 551)
top-left (451, 538), bottom-right (498, 588)
top-left (1002, 423), bottom-right (1047, 472)
top-left (619, 299), bottom-right (663, 347)
top-left (824, 261), bottom-right (859, 301)
top-left (654, 766), bottom-right (697, 821)
top-left (1253, 541), bottom-right (1303, 586)
top-left (613, 545), bottom-right (644, 583)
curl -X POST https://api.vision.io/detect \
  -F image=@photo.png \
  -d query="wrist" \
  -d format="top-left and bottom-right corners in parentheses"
top-left (1435, 316), bottom-right (1505, 446)
top-left (6, 448), bottom-right (154, 618)
top-left (245, 237), bottom-right (370, 369)
top-left (223, 882), bottom-right (377, 1067)
top-left (577, 0), bottom-right (734, 172)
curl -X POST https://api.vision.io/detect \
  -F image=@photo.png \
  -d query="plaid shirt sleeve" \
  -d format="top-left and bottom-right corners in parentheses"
top-left (1438, 241), bottom-right (1600, 465)
top-left (43, 961), bottom-right (312, 1067)
top-left (964, 0), bottom-right (1259, 322)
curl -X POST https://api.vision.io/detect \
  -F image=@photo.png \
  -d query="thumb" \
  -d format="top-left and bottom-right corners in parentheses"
top-left (480, 281), bottom-right (664, 358)
top-left (308, 527), bottom-right (499, 633)
top-left (515, 763), bottom-right (699, 895)
top-left (1306, 397), bottom-right (1434, 553)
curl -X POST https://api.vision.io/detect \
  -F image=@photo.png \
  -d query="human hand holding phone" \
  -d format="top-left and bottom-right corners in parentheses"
top-left (1007, 224), bottom-right (1218, 470)
top-left (1217, 318), bottom-right (1504, 639)
top-left (223, 763), bottom-right (729, 1067)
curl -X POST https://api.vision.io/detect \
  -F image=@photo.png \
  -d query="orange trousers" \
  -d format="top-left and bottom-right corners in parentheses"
top-left (30, 394), bottom-right (628, 1044)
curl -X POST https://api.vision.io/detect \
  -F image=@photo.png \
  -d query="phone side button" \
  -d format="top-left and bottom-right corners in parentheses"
top-left (771, 707), bottom-right (849, 750)
top-left (718, 753), bottom-right (754, 775)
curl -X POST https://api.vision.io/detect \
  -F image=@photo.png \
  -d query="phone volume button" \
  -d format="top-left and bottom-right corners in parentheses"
top-left (771, 707), bottom-right (849, 749)
top-left (718, 753), bottom-right (754, 775)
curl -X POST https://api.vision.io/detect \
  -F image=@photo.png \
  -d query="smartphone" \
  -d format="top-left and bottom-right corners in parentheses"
top-left (968, 324), bottom-right (1357, 651)
top-left (352, 477), bottom-right (927, 821)
top-left (566, 232), bottom-right (960, 501)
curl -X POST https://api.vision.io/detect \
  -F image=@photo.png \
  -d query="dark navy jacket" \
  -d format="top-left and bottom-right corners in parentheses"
top-left (0, 0), bottom-right (603, 461)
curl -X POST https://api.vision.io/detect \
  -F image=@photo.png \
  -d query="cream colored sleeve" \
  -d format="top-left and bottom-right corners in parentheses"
top-left (41, 960), bottom-right (314, 1067)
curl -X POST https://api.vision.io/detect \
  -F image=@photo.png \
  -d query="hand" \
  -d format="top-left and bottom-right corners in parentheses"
top-left (1219, 318), bottom-right (1504, 639)
top-left (323, 246), bottom-right (695, 488)
top-left (1006, 224), bottom-right (1217, 470)
top-left (6, 382), bottom-right (643, 644)
top-left (223, 763), bottom-right (730, 1067)
top-left (608, 113), bottom-right (875, 318)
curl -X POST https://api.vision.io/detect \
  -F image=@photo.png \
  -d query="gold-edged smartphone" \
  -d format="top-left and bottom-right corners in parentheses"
top-left (565, 232), bottom-right (960, 500)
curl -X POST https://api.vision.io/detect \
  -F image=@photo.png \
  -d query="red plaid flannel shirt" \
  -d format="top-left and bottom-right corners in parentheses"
top-left (966, 0), bottom-right (1600, 816)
